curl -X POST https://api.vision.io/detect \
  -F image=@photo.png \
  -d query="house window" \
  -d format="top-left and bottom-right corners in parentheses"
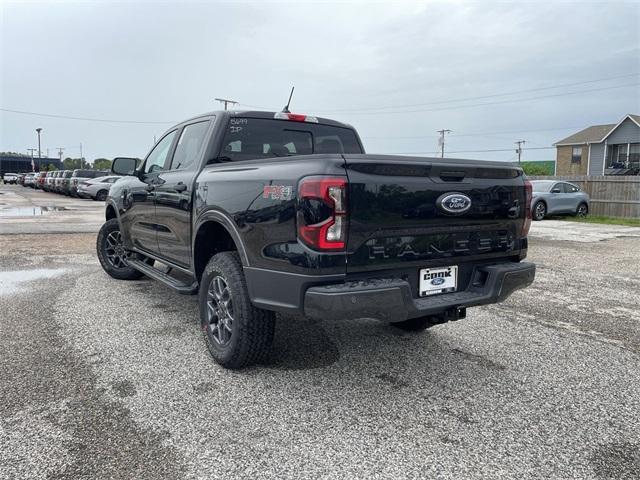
top-left (629, 143), bottom-right (640, 169)
top-left (606, 144), bottom-right (628, 168)
top-left (571, 146), bottom-right (582, 164)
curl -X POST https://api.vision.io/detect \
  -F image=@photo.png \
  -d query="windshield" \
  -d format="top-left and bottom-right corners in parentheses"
top-left (217, 117), bottom-right (363, 162)
top-left (531, 181), bottom-right (553, 192)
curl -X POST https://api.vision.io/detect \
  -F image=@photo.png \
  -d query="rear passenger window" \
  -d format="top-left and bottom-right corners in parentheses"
top-left (170, 121), bottom-right (210, 170)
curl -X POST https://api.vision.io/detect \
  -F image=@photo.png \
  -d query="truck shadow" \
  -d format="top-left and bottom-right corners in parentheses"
top-left (258, 314), bottom-right (506, 382)
top-left (140, 282), bottom-right (505, 387)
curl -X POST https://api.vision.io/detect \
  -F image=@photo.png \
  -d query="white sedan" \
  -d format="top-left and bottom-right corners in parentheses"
top-left (77, 176), bottom-right (121, 201)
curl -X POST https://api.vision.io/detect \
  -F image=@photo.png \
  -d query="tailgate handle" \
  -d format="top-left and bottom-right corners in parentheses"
top-left (440, 171), bottom-right (466, 181)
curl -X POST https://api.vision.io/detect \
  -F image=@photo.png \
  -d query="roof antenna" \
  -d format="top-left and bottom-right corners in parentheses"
top-left (282, 86), bottom-right (295, 113)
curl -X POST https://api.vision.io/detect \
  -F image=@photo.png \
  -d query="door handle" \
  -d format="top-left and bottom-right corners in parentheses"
top-left (175, 182), bottom-right (187, 192)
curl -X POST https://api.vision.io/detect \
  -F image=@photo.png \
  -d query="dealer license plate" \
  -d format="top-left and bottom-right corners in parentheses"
top-left (419, 266), bottom-right (458, 297)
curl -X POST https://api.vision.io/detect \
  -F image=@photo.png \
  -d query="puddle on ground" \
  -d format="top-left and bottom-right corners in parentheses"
top-left (0, 206), bottom-right (67, 217)
top-left (0, 268), bottom-right (66, 296)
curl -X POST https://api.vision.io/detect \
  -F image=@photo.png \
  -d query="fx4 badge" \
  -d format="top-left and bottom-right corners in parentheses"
top-left (263, 185), bottom-right (293, 201)
top-left (436, 192), bottom-right (472, 215)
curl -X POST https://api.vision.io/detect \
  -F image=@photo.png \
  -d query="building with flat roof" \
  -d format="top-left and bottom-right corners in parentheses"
top-left (0, 154), bottom-right (63, 176)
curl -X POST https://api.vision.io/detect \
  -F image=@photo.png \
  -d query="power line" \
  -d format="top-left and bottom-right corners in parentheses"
top-left (2, 76), bottom-right (637, 126)
top-left (239, 72), bottom-right (639, 113)
top-left (362, 125), bottom-right (586, 140)
top-left (0, 108), bottom-right (176, 125)
top-left (240, 82), bottom-right (638, 116)
top-left (326, 83), bottom-right (640, 116)
top-left (314, 73), bottom-right (640, 113)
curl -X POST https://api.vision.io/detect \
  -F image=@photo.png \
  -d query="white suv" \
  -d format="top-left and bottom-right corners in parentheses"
top-left (2, 173), bottom-right (19, 184)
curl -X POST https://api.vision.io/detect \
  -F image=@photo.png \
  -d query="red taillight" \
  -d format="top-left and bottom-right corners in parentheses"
top-left (273, 112), bottom-right (319, 123)
top-left (297, 176), bottom-right (347, 251)
top-left (522, 179), bottom-right (532, 237)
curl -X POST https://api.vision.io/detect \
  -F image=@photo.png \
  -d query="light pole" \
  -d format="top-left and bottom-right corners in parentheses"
top-left (36, 128), bottom-right (43, 159)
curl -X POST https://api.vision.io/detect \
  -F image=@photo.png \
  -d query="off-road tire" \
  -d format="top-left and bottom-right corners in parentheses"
top-left (532, 201), bottom-right (546, 221)
top-left (96, 218), bottom-right (147, 280)
top-left (199, 251), bottom-right (275, 369)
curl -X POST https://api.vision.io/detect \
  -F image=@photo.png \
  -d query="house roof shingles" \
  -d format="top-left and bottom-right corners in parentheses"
top-left (555, 113), bottom-right (640, 146)
top-left (555, 124), bottom-right (615, 145)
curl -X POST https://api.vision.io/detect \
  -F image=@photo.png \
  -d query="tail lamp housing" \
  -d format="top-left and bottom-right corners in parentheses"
top-left (297, 176), bottom-right (347, 251)
top-left (522, 178), bottom-right (532, 237)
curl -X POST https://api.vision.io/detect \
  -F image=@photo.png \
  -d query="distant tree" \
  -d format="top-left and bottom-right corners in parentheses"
top-left (93, 158), bottom-right (112, 170)
top-left (522, 162), bottom-right (551, 176)
top-left (0, 151), bottom-right (29, 157)
top-left (63, 157), bottom-right (83, 170)
top-left (46, 164), bottom-right (58, 171)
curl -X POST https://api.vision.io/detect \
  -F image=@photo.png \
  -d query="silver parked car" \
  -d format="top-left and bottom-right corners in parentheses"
top-left (530, 180), bottom-right (590, 221)
top-left (77, 175), bottom-right (121, 201)
top-left (23, 172), bottom-right (38, 187)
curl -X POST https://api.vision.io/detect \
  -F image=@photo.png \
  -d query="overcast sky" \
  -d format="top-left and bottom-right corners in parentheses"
top-left (1, 0), bottom-right (639, 164)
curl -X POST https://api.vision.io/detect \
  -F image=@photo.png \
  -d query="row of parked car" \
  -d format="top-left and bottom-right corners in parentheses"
top-left (6, 170), bottom-right (121, 201)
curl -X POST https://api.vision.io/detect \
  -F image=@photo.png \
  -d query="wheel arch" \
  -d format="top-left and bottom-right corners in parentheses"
top-left (105, 202), bottom-right (118, 221)
top-left (193, 212), bottom-right (249, 282)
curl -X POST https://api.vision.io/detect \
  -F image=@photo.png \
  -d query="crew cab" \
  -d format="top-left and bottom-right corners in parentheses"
top-left (97, 110), bottom-right (535, 369)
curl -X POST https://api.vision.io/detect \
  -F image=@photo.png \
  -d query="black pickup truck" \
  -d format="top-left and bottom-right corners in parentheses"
top-left (97, 110), bottom-right (535, 369)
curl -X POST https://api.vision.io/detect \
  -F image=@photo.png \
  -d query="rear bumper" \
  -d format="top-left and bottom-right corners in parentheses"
top-left (303, 262), bottom-right (535, 322)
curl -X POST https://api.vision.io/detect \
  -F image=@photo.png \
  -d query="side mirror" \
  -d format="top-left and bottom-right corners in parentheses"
top-left (551, 188), bottom-right (561, 193)
top-left (112, 157), bottom-right (139, 176)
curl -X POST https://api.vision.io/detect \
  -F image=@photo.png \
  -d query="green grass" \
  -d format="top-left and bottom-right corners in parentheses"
top-left (556, 215), bottom-right (640, 226)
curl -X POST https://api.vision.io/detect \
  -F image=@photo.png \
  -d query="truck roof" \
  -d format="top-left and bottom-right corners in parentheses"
top-left (180, 110), bottom-right (356, 130)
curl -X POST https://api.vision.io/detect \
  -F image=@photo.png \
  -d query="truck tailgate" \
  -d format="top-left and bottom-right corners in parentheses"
top-left (343, 154), bottom-right (528, 291)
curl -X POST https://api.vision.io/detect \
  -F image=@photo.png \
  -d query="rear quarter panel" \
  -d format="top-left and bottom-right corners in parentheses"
top-left (194, 155), bottom-right (348, 275)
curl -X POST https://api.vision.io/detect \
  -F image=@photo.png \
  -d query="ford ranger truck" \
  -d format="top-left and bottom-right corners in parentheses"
top-left (97, 110), bottom-right (535, 369)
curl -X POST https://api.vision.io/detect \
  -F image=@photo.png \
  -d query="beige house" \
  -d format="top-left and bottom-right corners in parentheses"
top-left (554, 114), bottom-right (640, 175)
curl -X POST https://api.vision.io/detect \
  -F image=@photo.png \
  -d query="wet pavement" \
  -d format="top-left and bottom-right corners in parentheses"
top-left (0, 184), bottom-right (104, 234)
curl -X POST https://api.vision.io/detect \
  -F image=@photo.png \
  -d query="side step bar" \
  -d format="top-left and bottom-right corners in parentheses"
top-left (127, 258), bottom-right (198, 295)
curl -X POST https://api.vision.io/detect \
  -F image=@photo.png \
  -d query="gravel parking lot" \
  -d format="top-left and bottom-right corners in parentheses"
top-left (1, 184), bottom-right (639, 479)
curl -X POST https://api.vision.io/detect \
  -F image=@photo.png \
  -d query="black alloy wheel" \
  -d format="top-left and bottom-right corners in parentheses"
top-left (205, 275), bottom-right (234, 347)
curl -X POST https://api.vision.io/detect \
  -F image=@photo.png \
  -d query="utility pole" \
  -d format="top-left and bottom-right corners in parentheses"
top-left (437, 129), bottom-right (452, 158)
top-left (79, 143), bottom-right (84, 168)
top-left (35, 128), bottom-right (43, 158)
top-left (27, 148), bottom-right (37, 172)
top-left (515, 140), bottom-right (526, 164)
top-left (57, 147), bottom-right (65, 162)
top-left (214, 97), bottom-right (238, 110)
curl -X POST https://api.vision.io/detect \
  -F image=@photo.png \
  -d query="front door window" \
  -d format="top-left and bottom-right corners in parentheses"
top-left (145, 131), bottom-right (177, 174)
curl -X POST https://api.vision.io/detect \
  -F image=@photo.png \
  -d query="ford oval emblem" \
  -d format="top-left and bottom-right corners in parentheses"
top-left (431, 277), bottom-right (446, 286)
top-left (436, 192), bottom-right (472, 215)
